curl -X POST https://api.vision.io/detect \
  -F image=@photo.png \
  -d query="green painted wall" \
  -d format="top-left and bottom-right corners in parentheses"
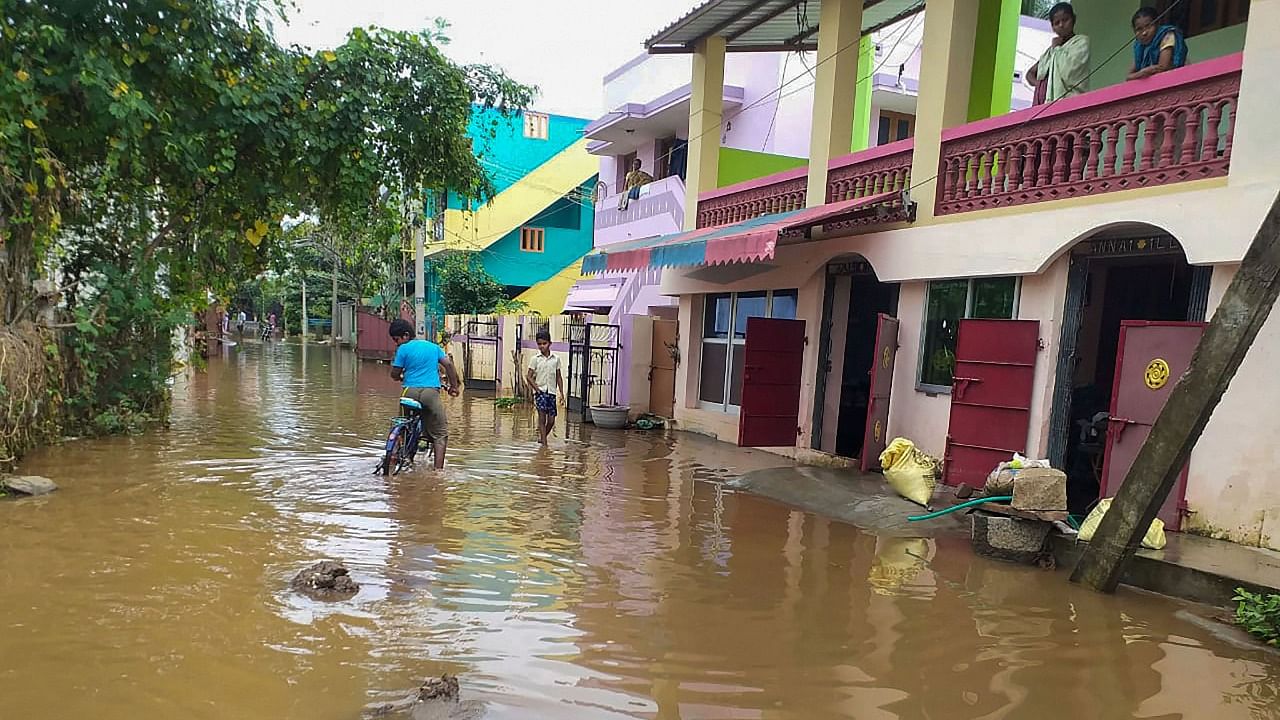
top-left (968, 0), bottom-right (1021, 121)
top-left (1074, 0), bottom-right (1247, 91)
top-left (852, 36), bottom-right (876, 151)
top-left (717, 147), bottom-right (808, 188)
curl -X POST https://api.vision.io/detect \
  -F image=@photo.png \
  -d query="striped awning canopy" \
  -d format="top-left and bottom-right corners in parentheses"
top-left (582, 191), bottom-right (905, 275)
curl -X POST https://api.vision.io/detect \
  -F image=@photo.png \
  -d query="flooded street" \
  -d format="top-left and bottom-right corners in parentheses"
top-left (2, 341), bottom-right (1278, 719)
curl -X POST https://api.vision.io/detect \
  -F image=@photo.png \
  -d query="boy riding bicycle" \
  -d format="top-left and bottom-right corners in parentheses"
top-left (389, 319), bottom-right (462, 469)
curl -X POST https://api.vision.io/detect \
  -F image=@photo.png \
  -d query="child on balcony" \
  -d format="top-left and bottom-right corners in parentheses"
top-left (1028, 3), bottom-right (1091, 104)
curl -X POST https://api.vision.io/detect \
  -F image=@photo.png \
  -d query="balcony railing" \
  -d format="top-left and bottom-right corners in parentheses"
top-left (594, 175), bottom-right (686, 234)
top-left (937, 54), bottom-right (1241, 216)
top-left (695, 140), bottom-right (915, 229)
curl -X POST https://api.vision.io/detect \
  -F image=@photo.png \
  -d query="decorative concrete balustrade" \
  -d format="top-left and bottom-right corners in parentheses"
top-left (696, 168), bottom-right (808, 229)
top-left (695, 140), bottom-right (915, 229)
top-left (937, 54), bottom-right (1241, 216)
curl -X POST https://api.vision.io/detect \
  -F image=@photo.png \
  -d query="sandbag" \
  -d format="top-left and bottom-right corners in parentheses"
top-left (1076, 498), bottom-right (1167, 550)
top-left (879, 437), bottom-right (939, 507)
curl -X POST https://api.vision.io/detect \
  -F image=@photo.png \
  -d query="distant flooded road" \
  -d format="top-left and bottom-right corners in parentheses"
top-left (2, 341), bottom-right (1277, 719)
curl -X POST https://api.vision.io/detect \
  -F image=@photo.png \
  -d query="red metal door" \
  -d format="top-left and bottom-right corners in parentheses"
top-left (943, 319), bottom-right (1040, 487)
top-left (861, 314), bottom-right (899, 471)
top-left (1101, 321), bottom-right (1204, 531)
top-left (738, 317), bottom-right (806, 447)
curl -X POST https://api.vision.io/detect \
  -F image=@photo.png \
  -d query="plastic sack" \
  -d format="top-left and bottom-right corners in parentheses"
top-left (985, 454), bottom-right (1053, 495)
top-left (1076, 498), bottom-right (1167, 550)
top-left (879, 437), bottom-right (939, 507)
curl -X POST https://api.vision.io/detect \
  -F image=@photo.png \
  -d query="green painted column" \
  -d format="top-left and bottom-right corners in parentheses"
top-left (967, 0), bottom-right (1020, 122)
top-left (851, 35), bottom-right (875, 151)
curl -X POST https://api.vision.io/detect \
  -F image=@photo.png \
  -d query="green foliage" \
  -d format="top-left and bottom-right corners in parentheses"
top-left (1234, 588), bottom-right (1280, 646)
top-left (494, 396), bottom-right (524, 410)
top-left (61, 259), bottom-right (181, 435)
top-left (0, 0), bottom-right (535, 445)
top-left (436, 253), bottom-right (526, 315)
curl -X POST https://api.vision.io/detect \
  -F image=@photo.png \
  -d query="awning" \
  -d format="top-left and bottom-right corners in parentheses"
top-left (582, 191), bottom-right (906, 275)
top-left (563, 277), bottom-right (627, 312)
top-left (645, 0), bottom-right (926, 54)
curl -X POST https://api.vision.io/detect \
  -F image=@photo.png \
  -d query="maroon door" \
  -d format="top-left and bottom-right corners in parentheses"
top-left (943, 319), bottom-right (1040, 488)
top-left (1101, 321), bottom-right (1204, 531)
top-left (861, 314), bottom-right (899, 472)
top-left (738, 317), bottom-right (806, 447)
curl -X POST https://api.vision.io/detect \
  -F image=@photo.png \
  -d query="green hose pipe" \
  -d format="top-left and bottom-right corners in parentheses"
top-left (906, 496), bottom-right (1014, 522)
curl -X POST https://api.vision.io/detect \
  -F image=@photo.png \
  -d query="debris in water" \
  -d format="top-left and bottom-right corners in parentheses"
top-left (365, 674), bottom-right (486, 719)
top-left (290, 561), bottom-right (359, 599)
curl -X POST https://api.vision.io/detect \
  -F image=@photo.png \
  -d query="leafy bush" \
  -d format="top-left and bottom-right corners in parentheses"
top-left (1234, 587), bottom-right (1280, 646)
top-left (494, 396), bottom-right (524, 409)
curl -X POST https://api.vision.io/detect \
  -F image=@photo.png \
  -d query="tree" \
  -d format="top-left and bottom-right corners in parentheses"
top-left (436, 253), bottom-right (524, 315)
top-left (0, 0), bottom-right (534, 437)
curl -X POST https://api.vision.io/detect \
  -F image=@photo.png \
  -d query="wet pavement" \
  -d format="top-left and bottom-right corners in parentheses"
top-left (2, 341), bottom-right (1279, 719)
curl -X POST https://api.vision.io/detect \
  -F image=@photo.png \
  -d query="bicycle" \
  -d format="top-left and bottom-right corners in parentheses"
top-left (377, 396), bottom-right (434, 475)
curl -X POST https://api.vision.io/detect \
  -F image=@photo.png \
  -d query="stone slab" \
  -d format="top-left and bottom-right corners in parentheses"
top-left (971, 513), bottom-right (1052, 564)
top-left (1, 475), bottom-right (58, 496)
top-left (1011, 470), bottom-right (1068, 511)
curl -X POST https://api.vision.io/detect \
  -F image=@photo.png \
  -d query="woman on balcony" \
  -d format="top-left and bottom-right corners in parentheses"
top-left (1128, 6), bottom-right (1188, 81)
top-left (1027, 3), bottom-right (1090, 104)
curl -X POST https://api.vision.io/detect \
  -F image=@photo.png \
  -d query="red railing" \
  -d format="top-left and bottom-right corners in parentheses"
top-left (695, 140), bottom-right (915, 229)
top-left (937, 54), bottom-right (1241, 216)
top-left (827, 139), bottom-right (913, 202)
top-left (696, 168), bottom-right (807, 228)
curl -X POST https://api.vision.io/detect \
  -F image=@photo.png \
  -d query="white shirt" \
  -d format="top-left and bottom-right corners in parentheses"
top-left (529, 353), bottom-right (561, 394)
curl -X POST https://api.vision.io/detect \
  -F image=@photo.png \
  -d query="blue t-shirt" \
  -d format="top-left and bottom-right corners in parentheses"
top-left (392, 339), bottom-right (447, 388)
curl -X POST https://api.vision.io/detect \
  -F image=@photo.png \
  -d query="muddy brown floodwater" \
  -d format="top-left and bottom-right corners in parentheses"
top-left (2, 341), bottom-right (1278, 719)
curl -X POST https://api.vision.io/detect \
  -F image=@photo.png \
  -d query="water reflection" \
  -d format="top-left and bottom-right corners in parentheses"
top-left (0, 341), bottom-right (1276, 719)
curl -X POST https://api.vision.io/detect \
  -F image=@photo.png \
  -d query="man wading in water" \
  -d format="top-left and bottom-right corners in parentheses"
top-left (389, 319), bottom-right (462, 469)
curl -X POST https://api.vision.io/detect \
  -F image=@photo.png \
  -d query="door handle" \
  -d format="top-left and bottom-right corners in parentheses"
top-left (1108, 416), bottom-right (1139, 441)
top-left (952, 376), bottom-right (982, 400)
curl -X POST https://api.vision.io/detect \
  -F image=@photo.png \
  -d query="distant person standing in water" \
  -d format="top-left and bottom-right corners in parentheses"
top-left (527, 330), bottom-right (564, 445)
top-left (237, 309), bottom-right (246, 336)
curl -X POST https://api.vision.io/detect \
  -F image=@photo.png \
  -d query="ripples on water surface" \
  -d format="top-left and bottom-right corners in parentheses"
top-left (2, 342), bottom-right (1278, 719)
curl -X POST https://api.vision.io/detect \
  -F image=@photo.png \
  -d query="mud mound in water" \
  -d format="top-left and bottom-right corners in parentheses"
top-left (290, 561), bottom-right (359, 599)
top-left (365, 675), bottom-right (486, 719)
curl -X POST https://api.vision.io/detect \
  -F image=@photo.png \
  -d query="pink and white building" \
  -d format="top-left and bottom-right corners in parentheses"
top-left (581, 0), bottom-right (1280, 551)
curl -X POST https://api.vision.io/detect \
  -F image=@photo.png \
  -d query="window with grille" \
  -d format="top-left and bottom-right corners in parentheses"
top-left (523, 111), bottom-right (550, 140)
top-left (520, 227), bottom-right (545, 253)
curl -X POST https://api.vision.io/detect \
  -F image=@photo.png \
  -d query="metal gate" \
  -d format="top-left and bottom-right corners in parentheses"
top-left (943, 319), bottom-right (1040, 488)
top-left (1102, 321), bottom-right (1204, 531)
top-left (861, 313), bottom-right (900, 472)
top-left (738, 317), bottom-right (806, 447)
top-left (567, 322), bottom-right (621, 423)
top-left (464, 319), bottom-right (499, 392)
top-left (649, 319), bottom-right (678, 418)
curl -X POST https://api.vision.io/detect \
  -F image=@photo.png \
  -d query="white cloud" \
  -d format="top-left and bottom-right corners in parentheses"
top-left (278, 0), bottom-right (699, 119)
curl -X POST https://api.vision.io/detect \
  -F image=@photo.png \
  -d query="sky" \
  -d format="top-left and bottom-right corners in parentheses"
top-left (277, 0), bottom-right (700, 120)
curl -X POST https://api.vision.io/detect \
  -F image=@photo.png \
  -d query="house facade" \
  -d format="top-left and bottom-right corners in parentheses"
top-left (572, 12), bottom-right (1051, 321)
top-left (583, 0), bottom-right (1280, 550)
top-left (430, 106), bottom-right (599, 315)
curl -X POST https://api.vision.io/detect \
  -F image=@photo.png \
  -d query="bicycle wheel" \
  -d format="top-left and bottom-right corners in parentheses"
top-left (381, 424), bottom-right (404, 476)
